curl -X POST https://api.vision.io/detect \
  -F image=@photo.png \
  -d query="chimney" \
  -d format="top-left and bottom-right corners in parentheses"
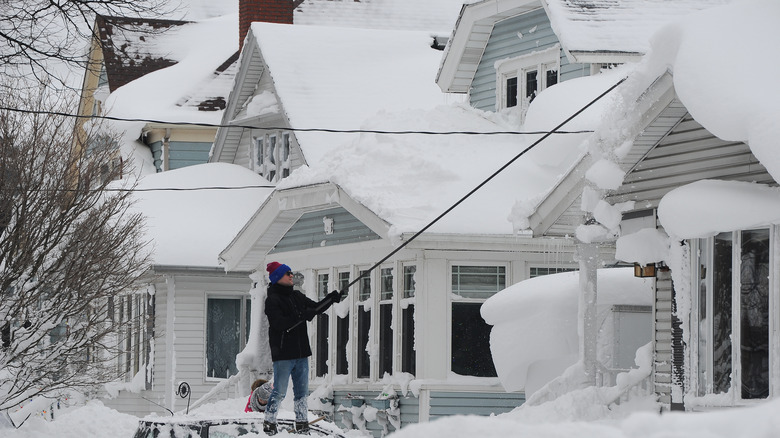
top-left (239, 0), bottom-right (295, 50)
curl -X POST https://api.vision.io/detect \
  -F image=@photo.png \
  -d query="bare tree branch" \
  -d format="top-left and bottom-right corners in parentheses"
top-left (0, 0), bottom-right (177, 88)
top-left (0, 81), bottom-right (152, 410)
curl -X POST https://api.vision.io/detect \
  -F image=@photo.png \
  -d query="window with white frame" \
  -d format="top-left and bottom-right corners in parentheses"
top-left (378, 267), bottom-right (394, 377)
top-left (356, 269), bottom-right (372, 379)
top-left (253, 131), bottom-right (292, 183)
top-left (401, 264), bottom-right (416, 374)
top-left (335, 271), bottom-right (351, 375)
top-left (450, 265), bottom-right (505, 377)
top-left (693, 228), bottom-right (771, 400)
top-left (496, 45), bottom-right (560, 114)
top-left (315, 271), bottom-right (330, 377)
top-left (206, 295), bottom-right (250, 379)
top-left (529, 266), bottom-right (577, 278)
top-left (115, 292), bottom-right (153, 388)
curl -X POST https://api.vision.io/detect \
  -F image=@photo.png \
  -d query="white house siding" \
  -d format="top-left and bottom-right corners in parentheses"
top-left (102, 268), bottom-right (252, 417)
top-left (469, 8), bottom-right (588, 112)
top-left (271, 229), bottom-right (575, 435)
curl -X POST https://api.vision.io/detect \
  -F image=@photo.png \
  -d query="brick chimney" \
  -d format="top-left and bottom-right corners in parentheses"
top-left (239, 0), bottom-right (295, 50)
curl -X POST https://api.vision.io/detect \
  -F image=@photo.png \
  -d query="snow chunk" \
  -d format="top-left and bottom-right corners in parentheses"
top-left (615, 228), bottom-right (670, 265)
top-left (658, 180), bottom-right (780, 239)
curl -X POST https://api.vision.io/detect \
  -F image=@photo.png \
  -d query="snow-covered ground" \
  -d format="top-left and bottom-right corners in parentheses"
top-left (3, 392), bottom-right (779, 438)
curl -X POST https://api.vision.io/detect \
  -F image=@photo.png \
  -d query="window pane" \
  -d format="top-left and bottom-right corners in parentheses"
top-left (403, 265), bottom-right (416, 298)
top-left (357, 307), bottom-right (371, 378)
top-left (256, 137), bottom-right (263, 166)
top-left (380, 268), bottom-right (393, 300)
top-left (451, 302), bottom-right (496, 377)
top-left (546, 68), bottom-right (558, 87)
top-left (401, 305), bottom-right (415, 374)
top-left (336, 315), bottom-right (349, 375)
top-left (206, 298), bottom-right (241, 378)
top-left (712, 232), bottom-right (732, 393)
top-left (740, 229), bottom-right (769, 399)
top-left (268, 136), bottom-right (276, 165)
top-left (316, 313), bottom-right (329, 377)
top-left (696, 239), bottom-right (710, 396)
top-left (245, 298), bottom-right (251, 344)
top-left (336, 272), bottom-right (350, 375)
top-left (452, 265), bottom-right (506, 299)
top-left (379, 303), bottom-right (393, 377)
top-left (359, 270), bottom-right (371, 301)
top-left (506, 76), bottom-right (518, 108)
top-left (529, 266), bottom-right (576, 278)
top-left (282, 133), bottom-right (290, 161)
top-left (317, 273), bottom-right (329, 300)
top-left (525, 70), bottom-right (538, 101)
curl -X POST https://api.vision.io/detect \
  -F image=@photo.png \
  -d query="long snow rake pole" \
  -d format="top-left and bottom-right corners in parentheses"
top-left (296, 77), bottom-right (627, 324)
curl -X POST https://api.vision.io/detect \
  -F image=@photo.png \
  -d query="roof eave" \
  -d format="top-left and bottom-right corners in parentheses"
top-left (436, 0), bottom-right (542, 94)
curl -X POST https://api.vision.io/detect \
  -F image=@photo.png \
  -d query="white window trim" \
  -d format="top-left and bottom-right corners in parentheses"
top-left (688, 227), bottom-right (778, 403)
top-left (447, 261), bottom-right (509, 376)
top-left (495, 44), bottom-right (560, 112)
top-left (204, 293), bottom-right (250, 382)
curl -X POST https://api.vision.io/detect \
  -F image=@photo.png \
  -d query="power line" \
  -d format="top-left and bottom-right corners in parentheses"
top-left (296, 76), bottom-right (628, 324)
top-left (0, 106), bottom-right (595, 136)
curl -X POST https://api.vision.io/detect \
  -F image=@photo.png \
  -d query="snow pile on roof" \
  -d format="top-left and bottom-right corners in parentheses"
top-left (571, 0), bottom-right (779, 248)
top-left (545, 0), bottom-right (730, 55)
top-left (104, 14), bottom-right (237, 124)
top-left (272, 46), bottom-right (624, 236)
top-left (130, 163), bottom-right (273, 267)
top-left (248, 22), bottom-right (455, 165)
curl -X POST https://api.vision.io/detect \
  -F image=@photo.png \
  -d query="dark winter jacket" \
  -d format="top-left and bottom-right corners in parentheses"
top-left (265, 282), bottom-right (330, 362)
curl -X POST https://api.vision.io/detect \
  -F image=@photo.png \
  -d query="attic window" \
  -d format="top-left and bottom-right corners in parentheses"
top-left (495, 44), bottom-right (560, 115)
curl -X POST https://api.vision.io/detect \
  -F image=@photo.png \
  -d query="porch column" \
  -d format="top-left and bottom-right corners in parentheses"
top-left (576, 243), bottom-right (599, 386)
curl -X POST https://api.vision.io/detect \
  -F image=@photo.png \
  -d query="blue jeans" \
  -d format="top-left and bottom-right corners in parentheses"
top-left (264, 358), bottom-right (309, 423)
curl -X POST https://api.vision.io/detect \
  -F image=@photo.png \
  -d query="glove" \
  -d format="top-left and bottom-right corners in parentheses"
top-left (327, 290), bottom-right (342, 304)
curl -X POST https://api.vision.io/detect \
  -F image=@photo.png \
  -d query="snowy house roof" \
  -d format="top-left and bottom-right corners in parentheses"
top-left (131, 163), bottom-right (273, 267)
top-left (212, 22), bottom-right (456, 166)
top-left (101, 14), bottom-right (239, 124)
top-left (95, 15), bottom-right (189, 93)
top-left (218, 67), bottom-right (620, 271)
top-left (544, 0), bottom-right (729, 59)
top-left (518, 0), bottom-right (780, 242)
top-left (95, 14), bottom-right (238, 116)
top-left (293, 0), bottom-right (467, 33)
top-left (437, 0), bottom-right (727, 93)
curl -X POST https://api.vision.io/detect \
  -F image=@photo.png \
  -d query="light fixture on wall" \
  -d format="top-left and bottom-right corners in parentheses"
top-left (323, 216), bottom-right (334, 235)
top-left (634, 263), bottom-right (656, 278)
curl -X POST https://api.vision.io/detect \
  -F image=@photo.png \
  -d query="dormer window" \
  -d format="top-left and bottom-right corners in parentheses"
top-left (496, 44), bottom-right (560, 116)
top-left (253, 131), bottom-right (292, 183)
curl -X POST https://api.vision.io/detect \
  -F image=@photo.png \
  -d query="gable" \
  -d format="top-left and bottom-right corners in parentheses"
top-left (470, 7), bottom-right (588, 111)
top-left (608, 103), bottom-right (774, 210)
top-left (270, 206), bottom-right (381, 254)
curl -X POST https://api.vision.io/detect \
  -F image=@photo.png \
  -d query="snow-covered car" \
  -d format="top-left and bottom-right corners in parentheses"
top-left (132, 416), bottom-right (345, 437)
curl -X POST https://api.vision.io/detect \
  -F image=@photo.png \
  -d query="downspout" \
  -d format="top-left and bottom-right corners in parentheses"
top-left (163, 128), bottom-right (171, 172)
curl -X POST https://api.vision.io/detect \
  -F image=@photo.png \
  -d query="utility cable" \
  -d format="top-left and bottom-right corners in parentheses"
top-left (333, 77), bottom-right (627, 303)
top-left (0, 106), bottom-right (594, 136)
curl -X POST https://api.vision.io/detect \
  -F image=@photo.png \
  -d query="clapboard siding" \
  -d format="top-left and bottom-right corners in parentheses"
top-left (168, 141), bottom-right (211, 169)
top-left (271, 207), bottom-right (380, 253)
top-left (653, 271), bottom-right (673, 407)
top-left (470, 8), bottom-right (588, 111)
top-left (429, 391), bottom-right (524, 419)
top-left (610, 109), bottom-right (775, 209)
